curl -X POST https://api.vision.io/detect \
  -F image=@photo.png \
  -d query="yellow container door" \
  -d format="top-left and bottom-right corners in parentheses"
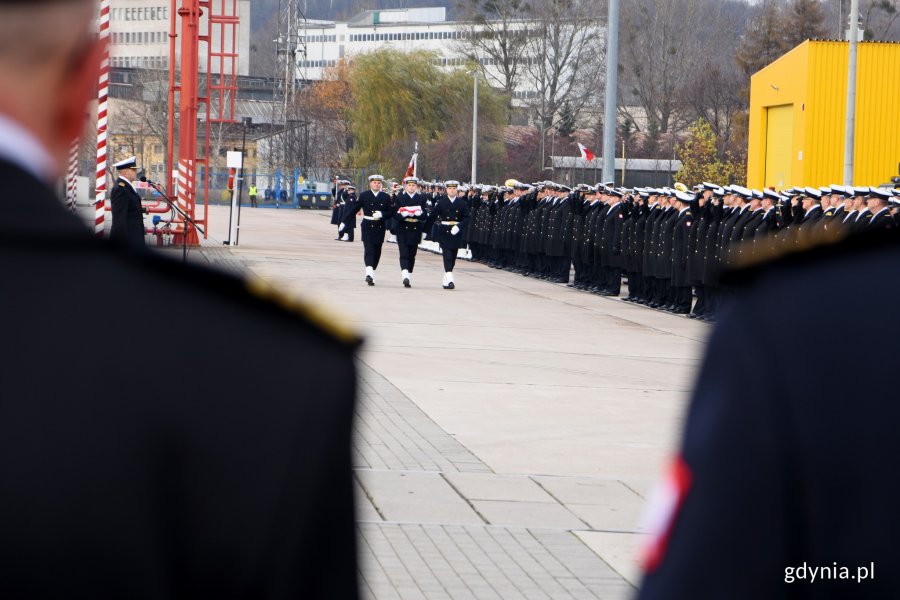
top-left (765, 104), bottom-right (794, 189)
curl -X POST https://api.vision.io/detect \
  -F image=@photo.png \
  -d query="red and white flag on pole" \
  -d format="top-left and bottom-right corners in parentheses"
top-left (578, 143), bottom-right (595, 162)
top-left (405, 153), bottom-right (418, 178)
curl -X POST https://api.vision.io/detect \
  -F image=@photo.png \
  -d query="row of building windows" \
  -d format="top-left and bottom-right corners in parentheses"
top-left (111, 56), bottom-right (168, 69)
top-left (111, 6), bottom-right (169, 21)
top-left (299, 59), bottom-right (338, 68)
top-left (111, 31), bottom-right (167, 45)
top-left (300, 34), bottom-right (337, 43)
top-left (434, 56), bottom-right (539, 67)
top-left (512, 90), bottom-right (540, 99)
top-left (348, 30), bottom-right (471, 42)
top-left (298, 55), bottom-right (539, 70)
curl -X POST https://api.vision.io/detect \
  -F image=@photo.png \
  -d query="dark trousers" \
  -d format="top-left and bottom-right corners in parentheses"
top-left (344, 228), bottom-right (355, 242)
top-left (572, 256), bottom-right (584, 284)
top-left (442, 247), bottom-right (458, 272)
top-left (250, 195), bottom-right (257, 207)
top-left (556, 257), bottom-right (571, 283)
top-left (364, 240), bottom-right (383, 269)
top-left (606, 267), bottom-right (622, 295)
top-left (674, 286), bottom-right (692, 311)
top-left (398, 243), bottom-right (419, 272)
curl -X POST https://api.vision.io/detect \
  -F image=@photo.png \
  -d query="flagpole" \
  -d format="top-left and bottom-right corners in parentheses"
top-left (414, 141), bottom-right (418, 178)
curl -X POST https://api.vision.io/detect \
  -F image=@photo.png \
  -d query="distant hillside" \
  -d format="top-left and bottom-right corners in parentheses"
top-left (251, 0), bottom-right (457, 33)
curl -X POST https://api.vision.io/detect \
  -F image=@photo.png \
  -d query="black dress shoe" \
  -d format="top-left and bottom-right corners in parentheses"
top-left (366, 275), bottom-right (374, 286)
top-left (403, 278), bottom-right (411, 288)
top-left (443, 282), bottom-right (455, 290)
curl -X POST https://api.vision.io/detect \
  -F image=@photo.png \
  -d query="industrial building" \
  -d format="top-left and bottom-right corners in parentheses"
top-left (294, 7), bottom-right (598, 103)
top-left (107, 0), bottom-right (251, 75)
top-left (747, 40), bottom-right (900, 189)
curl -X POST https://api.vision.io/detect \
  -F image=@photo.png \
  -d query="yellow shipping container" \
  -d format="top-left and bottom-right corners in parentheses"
top-left (747, 40), bottom-right (900, 190)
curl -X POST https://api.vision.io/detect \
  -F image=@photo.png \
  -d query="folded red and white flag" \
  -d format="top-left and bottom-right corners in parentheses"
top-left (398, 206), bottom-right (423, 218)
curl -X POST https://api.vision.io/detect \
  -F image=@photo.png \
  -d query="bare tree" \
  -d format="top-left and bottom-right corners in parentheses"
top-left (781, 0), bottom-right (830, 47)
top-left (521, 0), bottom-right (604, 165)
top-left (681, 62), bottom-right (746, 161)
top-left (619, 0), bottom-right (723, 137)
top-left (454, 0), bottom-right (533, 116)
top-left (862, 0), bottom-right (900, 40)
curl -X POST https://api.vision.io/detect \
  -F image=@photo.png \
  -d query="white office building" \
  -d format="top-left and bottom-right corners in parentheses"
top-left (107, 0), bottom-right (251, 75)
top-left (296, 7), bottom-right (543, 102)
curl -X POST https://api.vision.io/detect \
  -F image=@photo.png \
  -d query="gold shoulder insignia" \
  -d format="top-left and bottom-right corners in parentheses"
top-left (118, 182), bottom-right (126, 187)
top-left (244, 275), bottom-right (359, 345)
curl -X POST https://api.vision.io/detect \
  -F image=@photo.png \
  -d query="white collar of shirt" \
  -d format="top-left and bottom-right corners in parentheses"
top-left (872, 207), bottom-right (890, 219)
top-left (856, 208), bottom-right (870, 220)
top-left (0, 112), bottom-right (57, 183)
top-left (118, 175), bottom-right (137, 192)
top-left (678, 206), bottom-right (689, 216)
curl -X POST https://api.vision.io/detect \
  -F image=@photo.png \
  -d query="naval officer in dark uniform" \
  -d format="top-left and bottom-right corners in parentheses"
top-left (637, 230), bottom-right (900, 599)
top-left (0, 1), bottom-right (360, 595)
top-left (342, 174), bottom-right (393, 285)
top-left (392, 176), bottom-right (429, 287)
top-left (428, 180), bottom-right (470, 289)
top-left (109, 155), bottom-right (146, 247)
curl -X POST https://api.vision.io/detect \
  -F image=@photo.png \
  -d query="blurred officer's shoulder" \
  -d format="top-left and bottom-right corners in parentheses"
top-left (726, 228), bottom-right (900, 293)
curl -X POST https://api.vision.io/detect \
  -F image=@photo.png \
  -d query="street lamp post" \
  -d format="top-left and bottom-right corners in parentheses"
top-left (602, 0), bottom-right (620, 184)
top-left (471, 69), bottom-right (478, 185)
top-left (235, 116), bottom-right (252, 246)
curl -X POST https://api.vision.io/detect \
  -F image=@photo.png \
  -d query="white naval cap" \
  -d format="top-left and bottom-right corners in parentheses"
top-left (114, 156), bottom-right (137, 170)
top-left (675, 190), bottom-right (695, 203)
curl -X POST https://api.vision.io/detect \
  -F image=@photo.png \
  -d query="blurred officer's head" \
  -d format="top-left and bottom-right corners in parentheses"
top-left (0, 0), bottom-right (101, 180)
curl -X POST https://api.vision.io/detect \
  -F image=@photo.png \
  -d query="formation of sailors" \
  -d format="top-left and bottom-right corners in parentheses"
top-left (331, 174), bottom-right (469, 289)
top-left (331, 175), bottom-right (900, 312)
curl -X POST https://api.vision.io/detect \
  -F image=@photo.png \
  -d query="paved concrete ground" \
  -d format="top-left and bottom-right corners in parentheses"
top-left (191, 205), bottom-right (710, 599)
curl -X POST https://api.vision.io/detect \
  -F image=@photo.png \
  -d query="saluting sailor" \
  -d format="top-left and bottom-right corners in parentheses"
top-left (341, 174), bottom-right (393, 285)
top-left (428, 180), bottom-right (470, 289)
top-left (392, 176), bottom-right (429, 288)
top-left (109, 155), bottom-right (147, 247)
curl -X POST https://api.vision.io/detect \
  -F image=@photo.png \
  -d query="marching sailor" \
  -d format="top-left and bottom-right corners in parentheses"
top-left (392, 176), bottom-right (429, 288)
top-left (341, 174), bottom-right (393, 285)
top-left (428, 180), bottom-right (470, 289)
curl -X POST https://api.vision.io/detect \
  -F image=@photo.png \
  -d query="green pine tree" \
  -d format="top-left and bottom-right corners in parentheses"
top-left (556, 102), bottom-right (576, 139)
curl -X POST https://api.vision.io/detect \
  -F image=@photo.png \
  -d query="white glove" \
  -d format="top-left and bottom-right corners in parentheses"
top-left (372, 210), bottom-right (383, 220)
top-left (451, 225), bottom-right (460, 235)
top-left (339, 223), bottom-right (345, 232)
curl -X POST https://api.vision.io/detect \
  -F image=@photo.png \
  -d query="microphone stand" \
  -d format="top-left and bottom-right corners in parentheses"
top-left (143, 179), bottom-right (205, 263)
